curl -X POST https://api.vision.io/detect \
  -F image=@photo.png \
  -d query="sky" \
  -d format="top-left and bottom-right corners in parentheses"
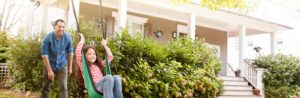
top-left (237, 0), bottom-right (300, 57)
top-left (226, 0), bottom-right (300, 69)
top-left (252, 0), bottom-right (300, 56)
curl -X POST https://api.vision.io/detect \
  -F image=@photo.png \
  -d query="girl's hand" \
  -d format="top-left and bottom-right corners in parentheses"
top-left (79, 33), bottom-right (85, 43)
top-left (101, 39), bottom-right (107, 47)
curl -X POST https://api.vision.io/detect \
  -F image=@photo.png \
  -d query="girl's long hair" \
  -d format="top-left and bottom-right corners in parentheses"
top-left (75, 46), bottom-right (105, 88)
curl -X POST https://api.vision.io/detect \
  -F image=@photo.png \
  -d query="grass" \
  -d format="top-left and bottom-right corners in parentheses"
top-left (0, 89), bottom-right (39, 98)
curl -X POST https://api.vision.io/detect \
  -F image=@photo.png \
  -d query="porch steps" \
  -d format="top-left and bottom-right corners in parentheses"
top-left (218, 76), bottom-right (261, 98)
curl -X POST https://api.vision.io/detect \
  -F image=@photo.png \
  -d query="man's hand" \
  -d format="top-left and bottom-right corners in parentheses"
top-left (68, 67), bottom-right (72, 76)
top-left (48, 70), bottom-right (54, 81)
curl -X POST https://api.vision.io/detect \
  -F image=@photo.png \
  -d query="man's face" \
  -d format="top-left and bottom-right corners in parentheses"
top-left (55, 21), bottom-right (65, 35)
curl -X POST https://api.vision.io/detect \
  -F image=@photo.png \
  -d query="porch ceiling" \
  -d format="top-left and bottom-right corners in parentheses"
top-left (81, 0), bottom-right (292, 36)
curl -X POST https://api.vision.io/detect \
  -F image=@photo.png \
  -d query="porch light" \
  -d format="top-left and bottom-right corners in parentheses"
top-left (154, 30), bottom-right (162, 38)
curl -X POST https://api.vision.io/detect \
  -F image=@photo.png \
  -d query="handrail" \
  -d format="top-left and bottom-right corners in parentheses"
top-left (227, 63), bottom-right (236, 76)
top-left (243, 59), bottom-right (257, 88)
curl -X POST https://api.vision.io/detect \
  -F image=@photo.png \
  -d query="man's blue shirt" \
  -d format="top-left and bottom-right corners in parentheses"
top-left (41, 31), bottom-right (73, 71)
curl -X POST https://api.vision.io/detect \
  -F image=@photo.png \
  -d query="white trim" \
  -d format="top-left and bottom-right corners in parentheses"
top-left (112, 12), bottom-right (148, 36)
top-left (44, 0), bottom-right (58, 5)
top-left (177, 24), bottom-right (188, 34)
top-left (112, 12), bottom-right (148, 24)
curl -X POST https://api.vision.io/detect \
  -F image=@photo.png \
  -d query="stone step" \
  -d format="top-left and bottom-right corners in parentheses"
top-left (219, 76), bottom-right (245, 81)
top-left (223, 80), bottom-right (249, 86)
top-left (224, 85), bottom-right (253, 90)
top-left (222, 90), bottom-right (254, 96)
top-left (218, 95), bottom-right (261, 98)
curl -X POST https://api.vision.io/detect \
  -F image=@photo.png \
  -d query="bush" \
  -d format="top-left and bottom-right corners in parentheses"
top-left (7, 34), bottom-right (44, 91)
top-left (107, 29), bottom-right (223, 97)
top-left (253, 54), bottom-right (300, 98)
top-left (0, 32), bottom-right (9, 63)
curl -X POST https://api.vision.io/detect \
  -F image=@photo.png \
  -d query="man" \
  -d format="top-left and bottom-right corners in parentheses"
top-left (41, 19), bottom-right (73, 98)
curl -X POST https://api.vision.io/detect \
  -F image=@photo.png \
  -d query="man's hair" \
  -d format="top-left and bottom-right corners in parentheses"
top-left (54, 19), bottom-right (65, 26)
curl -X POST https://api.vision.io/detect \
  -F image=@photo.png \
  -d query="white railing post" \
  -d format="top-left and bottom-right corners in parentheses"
top-left (256, 68), bottom-right (265, 98)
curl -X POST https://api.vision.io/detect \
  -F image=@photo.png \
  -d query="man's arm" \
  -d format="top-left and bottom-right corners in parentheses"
top-left (67, 35), bottom-right (74, 76)
top-left (41, 35), bottom-right (54, 81)
top-left (42, 56), bottom-right (54, 80)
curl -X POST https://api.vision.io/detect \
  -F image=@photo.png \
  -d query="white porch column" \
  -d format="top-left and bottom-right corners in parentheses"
top-left (188, 13), bottom-right (196, 41)
top-left (118, 0), bottom-right (127, 32)
top-left (270, 32), bottom-right (276, 56)
top-left (238, 25), bottom-right (246, 77)
top-left (26, 3), bottom-right (34, 38)
top-left (256, 68), bottom-right (265, 98)
top-left (40, 5), bottom-right (48, 33)
top-left (67, 0), bottom-right (80, 30)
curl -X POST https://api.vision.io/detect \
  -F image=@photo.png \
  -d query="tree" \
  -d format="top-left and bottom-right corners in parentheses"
top-left (172, 0), bottom-right (245, 10)
top-left (0, 0), bottom-right (33, 32)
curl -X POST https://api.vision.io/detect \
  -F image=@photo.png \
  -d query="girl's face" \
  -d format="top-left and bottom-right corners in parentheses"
top-left (85, 48), bottom-right (97, 64)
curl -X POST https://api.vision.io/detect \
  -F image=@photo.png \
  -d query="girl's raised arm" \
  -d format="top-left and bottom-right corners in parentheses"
top-left (101, 39), bottom-right (113, 67)
top-left (75, 33), bottom-right (85, 73)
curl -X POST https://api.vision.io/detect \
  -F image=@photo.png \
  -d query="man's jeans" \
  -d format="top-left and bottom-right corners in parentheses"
top-left (41, 66), bottom-right (67, 98)
top-left (96, 75), bottom-right (123, 98)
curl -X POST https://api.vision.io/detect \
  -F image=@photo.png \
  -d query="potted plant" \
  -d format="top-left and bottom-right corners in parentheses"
top-left (253, 88), bottom-right (260, 95)
top-left (253, 46), bottom-right (262, 53)
top-left (235, 69), bottom-right (241, 77)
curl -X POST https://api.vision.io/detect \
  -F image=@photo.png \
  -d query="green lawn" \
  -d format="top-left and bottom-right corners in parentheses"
top-left (0, 89), bottom-right (39, 98)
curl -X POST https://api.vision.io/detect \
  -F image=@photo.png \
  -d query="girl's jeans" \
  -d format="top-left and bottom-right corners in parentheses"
top-left (96, 75), bottom-right (123, 98)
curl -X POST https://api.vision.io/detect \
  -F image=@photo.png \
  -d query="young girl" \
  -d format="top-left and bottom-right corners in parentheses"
top-left (75, 33), bottom-right (123, 98)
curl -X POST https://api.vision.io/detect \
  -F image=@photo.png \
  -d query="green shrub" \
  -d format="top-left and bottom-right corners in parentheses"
top-left (7, 34), bottom-right (44, 91)
top-left (7, 18), bottom-right (223, 97)
top-left (107, 29), bottom-right (222, 97)
top-left (0, 31), bottom-right (9, 63)
top-left (7, 33), bottom-right (83, 97)
top-left (253, 54), bottom-right (300, 98)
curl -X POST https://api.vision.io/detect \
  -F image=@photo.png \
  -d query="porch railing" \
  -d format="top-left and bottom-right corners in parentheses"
top-left (243, 59), bottom-right (257, 88)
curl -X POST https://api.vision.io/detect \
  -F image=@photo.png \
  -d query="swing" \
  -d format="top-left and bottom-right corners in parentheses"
top-left (81, 53), bottom-right (111, 98)
top-left (71, 0), bottom-right (111, 97)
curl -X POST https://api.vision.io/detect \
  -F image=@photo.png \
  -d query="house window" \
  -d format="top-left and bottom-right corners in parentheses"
top-left (130, 22), bottom-right (143, 36)
top-left (179, 32), bottom-right (187, 37)
top-left (112, 12), bottom-right (148, 37)
top-left (206, 43), bottom-right (221, 58)
top-left (177, 24), bottom-right (188, 38)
